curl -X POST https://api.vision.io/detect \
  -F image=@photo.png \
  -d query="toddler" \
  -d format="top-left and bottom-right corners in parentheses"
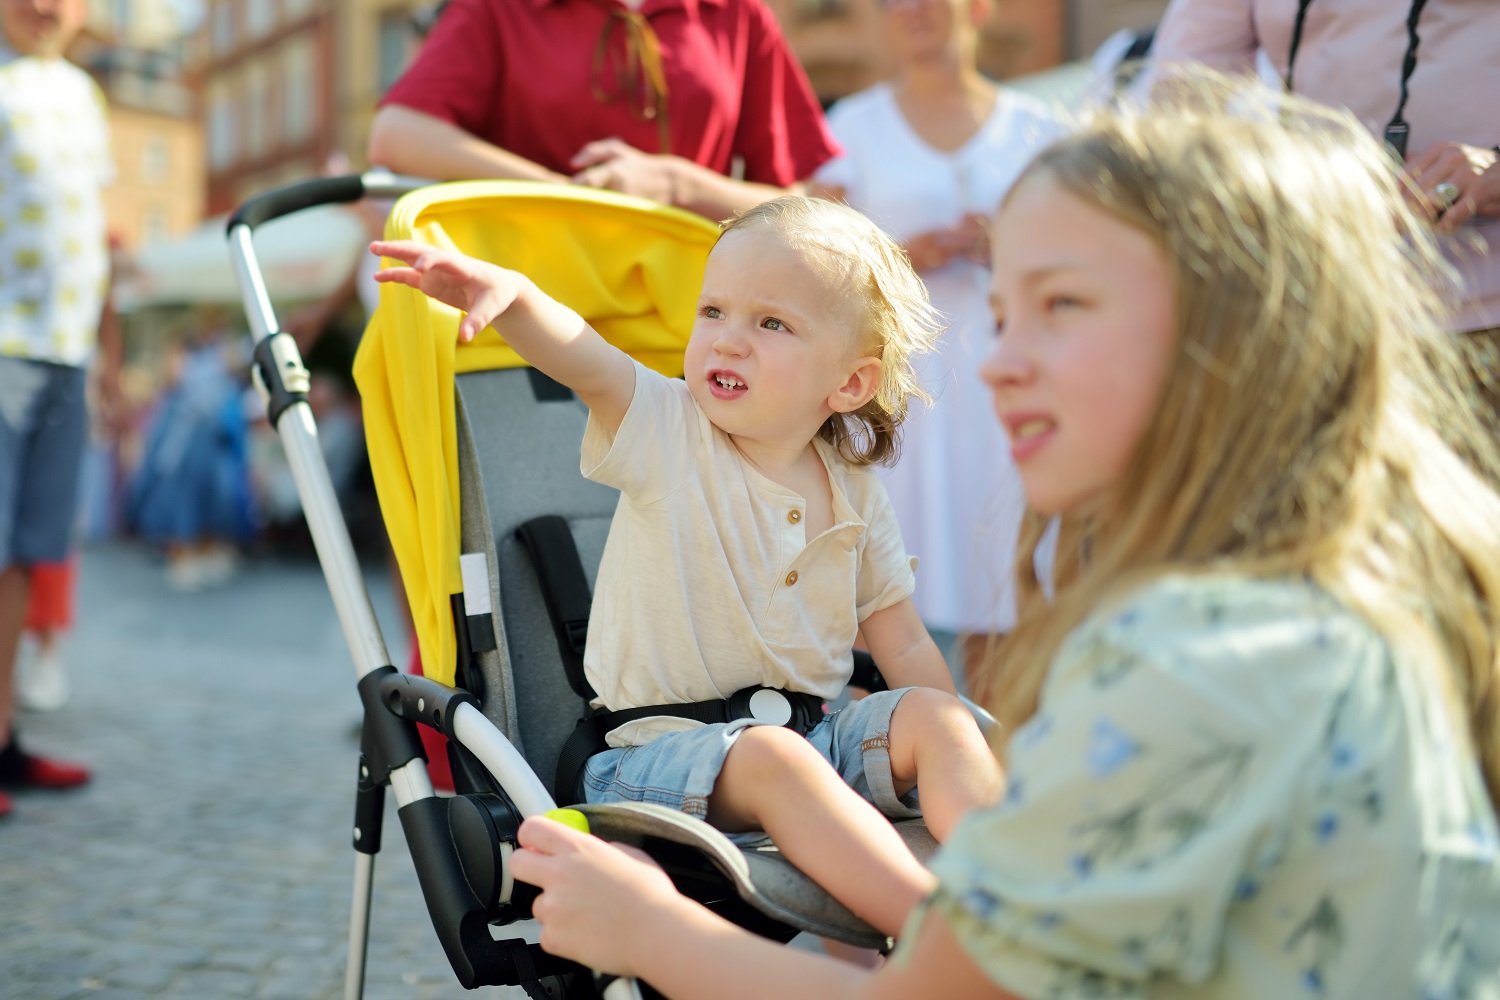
top-left (508, 75), bottom-right (1500, 998)
top-left (373, 195), bottom-right (1003, 938)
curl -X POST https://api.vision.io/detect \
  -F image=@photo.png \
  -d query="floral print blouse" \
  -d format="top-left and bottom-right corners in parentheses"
top-left (905, 574), bottom-right (1500, 999)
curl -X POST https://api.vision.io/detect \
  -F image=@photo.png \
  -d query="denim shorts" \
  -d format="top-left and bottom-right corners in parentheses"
top-left (581, 687), bottom-right (923, 829)
top-left (0, 358), bottom-right (88, 569)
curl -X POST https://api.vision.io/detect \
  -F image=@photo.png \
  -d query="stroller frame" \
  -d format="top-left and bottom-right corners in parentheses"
top-left (229, 173), bottom-right (588, 999)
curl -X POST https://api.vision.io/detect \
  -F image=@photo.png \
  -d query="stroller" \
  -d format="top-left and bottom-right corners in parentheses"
top-left (227, 175), bottom-right (940, 1000)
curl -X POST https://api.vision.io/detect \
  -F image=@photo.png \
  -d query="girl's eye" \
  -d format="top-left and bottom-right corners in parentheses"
top-left (1046, 295), bottom-right (1081, 312)
top-left (761, 317), bottom-right (788, 332)
top-left (701, 305), bottom-right (723, 319)
top-left (993, 318), bottom-right (1006, 338)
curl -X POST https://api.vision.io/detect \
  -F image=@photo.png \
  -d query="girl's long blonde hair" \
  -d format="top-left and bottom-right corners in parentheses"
top-left (988, 75), bottom-right (1500, 806)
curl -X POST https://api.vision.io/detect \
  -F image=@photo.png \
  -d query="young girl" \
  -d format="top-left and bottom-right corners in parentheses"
top-left (506, 78), bottom-right (1500, 998)
top-left (371, 196), bottom-right (1003, 940)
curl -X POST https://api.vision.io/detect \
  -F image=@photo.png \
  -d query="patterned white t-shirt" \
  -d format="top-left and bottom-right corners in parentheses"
top-left (0, 45), bottom-right (113, 367)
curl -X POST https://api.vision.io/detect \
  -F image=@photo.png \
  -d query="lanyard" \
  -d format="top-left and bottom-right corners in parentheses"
top-left (1285, 0), bottom-right (1431, 158)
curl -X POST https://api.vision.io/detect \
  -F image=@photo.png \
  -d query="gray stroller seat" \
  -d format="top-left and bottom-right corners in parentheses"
top-left (451, 366), bottom-right (936, 951)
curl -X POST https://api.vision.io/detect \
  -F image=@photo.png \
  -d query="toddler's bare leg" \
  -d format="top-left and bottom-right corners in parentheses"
top-left (707, 726), bottom-right (935, 938)
top-left (887, 688), bottom-right (1003, 841)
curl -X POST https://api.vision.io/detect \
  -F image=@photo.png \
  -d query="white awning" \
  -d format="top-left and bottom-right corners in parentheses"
top-left (114, 204), bottom-right (369, 312)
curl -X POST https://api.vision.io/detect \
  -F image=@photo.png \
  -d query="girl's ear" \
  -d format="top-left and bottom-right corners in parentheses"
top-left (828, 357), bottom-right (882, 414)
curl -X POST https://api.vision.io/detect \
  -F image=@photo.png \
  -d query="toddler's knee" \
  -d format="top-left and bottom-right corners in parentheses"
top-left (728, 724), bottom-right (820, 780)
top-left (893, 687), bottom-right (978, 737)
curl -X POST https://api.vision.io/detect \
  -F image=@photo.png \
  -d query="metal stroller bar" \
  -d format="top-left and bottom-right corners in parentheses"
top-left (227, 172), bottom-right (586, 1000)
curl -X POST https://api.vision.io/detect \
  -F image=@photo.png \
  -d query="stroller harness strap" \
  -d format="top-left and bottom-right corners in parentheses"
top-left (555, 687), bottom-right (828, 805)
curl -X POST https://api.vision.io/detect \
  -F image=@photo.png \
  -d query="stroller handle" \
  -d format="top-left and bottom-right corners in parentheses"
top-left (225, 170), bottom-right (429, 235)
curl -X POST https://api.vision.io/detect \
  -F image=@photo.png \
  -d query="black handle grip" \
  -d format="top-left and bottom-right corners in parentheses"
top-left (226, 174), bottom-right (367, 234)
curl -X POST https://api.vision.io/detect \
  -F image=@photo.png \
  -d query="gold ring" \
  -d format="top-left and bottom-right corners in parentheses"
top-left (1433, 182), bottom-right (1460, 210)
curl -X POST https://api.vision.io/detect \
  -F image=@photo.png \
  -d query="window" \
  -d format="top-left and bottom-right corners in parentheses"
top-left (283, 37), bottom-right (316, 143)
top-left (142, 205), bottom-right (170, 245)
top-left (795, 0), bottom-right (850, 20)
top-left (376, 10), bottom-right (414, 95)
top-left (208, 80), bottom-right (236, 169)
top-left (211, 0), bottom-right (235, 54)
top-left (244, 62), bottom-right (270, 159)
top-left (142, 136), bottom-right (169, 183)
top-left (245, 0), bottom-right (274, 39)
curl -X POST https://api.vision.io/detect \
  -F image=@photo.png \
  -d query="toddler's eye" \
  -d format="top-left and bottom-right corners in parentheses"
top-left (701, 305), bottom-right (723, 319)
top-left (1046, 295), bottom-right (1081, 312)
top-left (761, 317), bottom-right (788, 332)
top-left (992, 318), bottom-right (1006, 337)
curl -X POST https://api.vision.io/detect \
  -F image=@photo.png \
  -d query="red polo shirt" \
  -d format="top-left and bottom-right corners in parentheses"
top-left (381, 0), bottom-right (840, 186)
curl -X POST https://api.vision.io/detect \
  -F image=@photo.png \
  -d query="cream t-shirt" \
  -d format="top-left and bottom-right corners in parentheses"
top-left (581, 361), bottom-right (916, 747)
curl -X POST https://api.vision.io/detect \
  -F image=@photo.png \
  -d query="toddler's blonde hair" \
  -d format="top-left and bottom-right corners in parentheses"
top-left (720, 196), bottom-right (943, 467)
top-left (987, 74), bottom-right (1500, 807)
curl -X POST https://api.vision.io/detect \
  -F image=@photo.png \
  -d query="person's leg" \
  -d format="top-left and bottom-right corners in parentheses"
top-left (0, 361), bottom-right (90, 789)
top-left (706, 725), bottom-right (935, 938)
top-left (0, 566), bottom-right (29, 747)
top-left (885, 687), bottom-right (1003, 841)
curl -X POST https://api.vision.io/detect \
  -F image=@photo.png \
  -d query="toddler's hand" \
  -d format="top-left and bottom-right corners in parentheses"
top-left (510, 815), bottom-right (680, 977)
top-left (370, 240), bottom-right (526, 342)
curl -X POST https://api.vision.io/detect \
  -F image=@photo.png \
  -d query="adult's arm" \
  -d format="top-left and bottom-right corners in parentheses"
top-left (96, 271), bottom-right (125, 438)
top-left (1152, 0), bottom-right (1261, 73)
top-left (366, 105), bottom-right (569, 185)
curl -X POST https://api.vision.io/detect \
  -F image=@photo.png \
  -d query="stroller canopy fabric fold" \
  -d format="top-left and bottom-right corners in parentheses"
top-left (353, 182), bottom-right (720, 685)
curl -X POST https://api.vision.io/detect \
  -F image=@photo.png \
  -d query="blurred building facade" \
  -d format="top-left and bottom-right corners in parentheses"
top-left (194, 0), bottom-right (431, 214)
top-left (74, 0), bottom-right (205, 249)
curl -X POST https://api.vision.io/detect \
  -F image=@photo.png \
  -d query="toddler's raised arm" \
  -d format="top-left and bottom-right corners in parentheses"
top-left (371, 240), bottom-right (636, 434)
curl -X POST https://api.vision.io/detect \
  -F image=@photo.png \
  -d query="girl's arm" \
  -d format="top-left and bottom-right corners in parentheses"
top-left (510, 817), bottom-right (1018, 1000)
top-left (858, 597), bottom-right (958, 696)
top-left (371, 240), bottom-right (636, 434)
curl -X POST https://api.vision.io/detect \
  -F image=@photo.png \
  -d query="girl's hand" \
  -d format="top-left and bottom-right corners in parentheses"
top-left (370, 240), bottom-right (526, 342)
top-left (510, 816), bottom-right (684, 977)
top-left (904, 230), bottom-right (960, 272)
top-left (1404, 141), bottom-right (1500, 232)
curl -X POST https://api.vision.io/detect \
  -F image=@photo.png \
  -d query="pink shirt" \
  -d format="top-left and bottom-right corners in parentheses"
top-left (1154, 0), bottom-right (1500, 332)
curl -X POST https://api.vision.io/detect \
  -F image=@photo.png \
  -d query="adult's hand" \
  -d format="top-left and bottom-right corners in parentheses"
top-left (1405, 141), bottom-right (1500, 232)
top-left (571, 138), bottom-right (679, 206)
top-left (510, 815), bottom-right (684, 977)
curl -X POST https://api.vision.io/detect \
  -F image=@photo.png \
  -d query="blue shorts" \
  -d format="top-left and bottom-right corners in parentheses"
top-left (0, 358), bottom-right (88, 569)
top-left (581, 687), bottom-right (923, 829)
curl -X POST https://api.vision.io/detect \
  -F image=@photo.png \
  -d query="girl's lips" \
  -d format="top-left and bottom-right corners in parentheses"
top-left (1004, 414), bottom-right (1056, 462)
top-left (708, 369), bottom-right (748, 401)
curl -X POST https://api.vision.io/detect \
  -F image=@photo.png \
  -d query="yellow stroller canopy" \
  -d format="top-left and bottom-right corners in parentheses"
top-left (352, 182), bottom-right (720, 685)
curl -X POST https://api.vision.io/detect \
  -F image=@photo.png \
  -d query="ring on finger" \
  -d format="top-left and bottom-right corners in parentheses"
top-left (1433, 181), bottom-right (1460, 210)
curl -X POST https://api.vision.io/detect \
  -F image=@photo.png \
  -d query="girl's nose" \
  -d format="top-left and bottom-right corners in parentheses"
top-left (979, 331), bottom-right (1031, 392)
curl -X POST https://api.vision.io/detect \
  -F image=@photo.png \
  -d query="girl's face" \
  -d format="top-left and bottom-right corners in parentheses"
top-left (981, 174), bottom-right (1177, 516)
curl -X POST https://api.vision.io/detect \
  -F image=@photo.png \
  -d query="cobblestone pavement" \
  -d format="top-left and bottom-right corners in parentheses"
top-left (0, 542), bottom-right (534, 1000)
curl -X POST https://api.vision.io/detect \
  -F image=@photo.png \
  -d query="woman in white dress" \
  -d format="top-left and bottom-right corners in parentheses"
top-left (813, 0), bottom-right (1062, 680)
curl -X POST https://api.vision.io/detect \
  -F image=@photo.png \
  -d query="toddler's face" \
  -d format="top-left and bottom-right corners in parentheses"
top-left (981, 173), bottom-right (1177, 516)
top-left (1, 0), bottom-right (84, 57)
top-left (684, 227), bottom-right (871, 448)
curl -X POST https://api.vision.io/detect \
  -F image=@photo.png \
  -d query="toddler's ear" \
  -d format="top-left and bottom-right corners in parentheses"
top-left (828, 356), bottom-right (882, 414)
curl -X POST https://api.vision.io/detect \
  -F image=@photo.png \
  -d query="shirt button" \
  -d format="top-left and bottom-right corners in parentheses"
top-left (785, 570), bottom-right (799, 586)
top-left (788, 509), bottom-right (802, 524)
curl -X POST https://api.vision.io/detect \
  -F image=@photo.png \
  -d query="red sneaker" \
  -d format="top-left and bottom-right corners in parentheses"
top-left (0, 789), bottom-right (12, 818)
top-left (0, 743), bottom-right (91, 790)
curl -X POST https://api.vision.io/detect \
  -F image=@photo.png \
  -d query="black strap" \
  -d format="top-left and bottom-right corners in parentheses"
top-left (553, 690), bottom-right (826, 803)
top-left (1284, 0), bottom-right (1430, 158)
top-left (515, 515), bottom-right (596, 702)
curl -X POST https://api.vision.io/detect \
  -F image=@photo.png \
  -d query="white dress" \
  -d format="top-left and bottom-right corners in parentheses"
top-left (816, 83), bottom-right (1063, 633)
